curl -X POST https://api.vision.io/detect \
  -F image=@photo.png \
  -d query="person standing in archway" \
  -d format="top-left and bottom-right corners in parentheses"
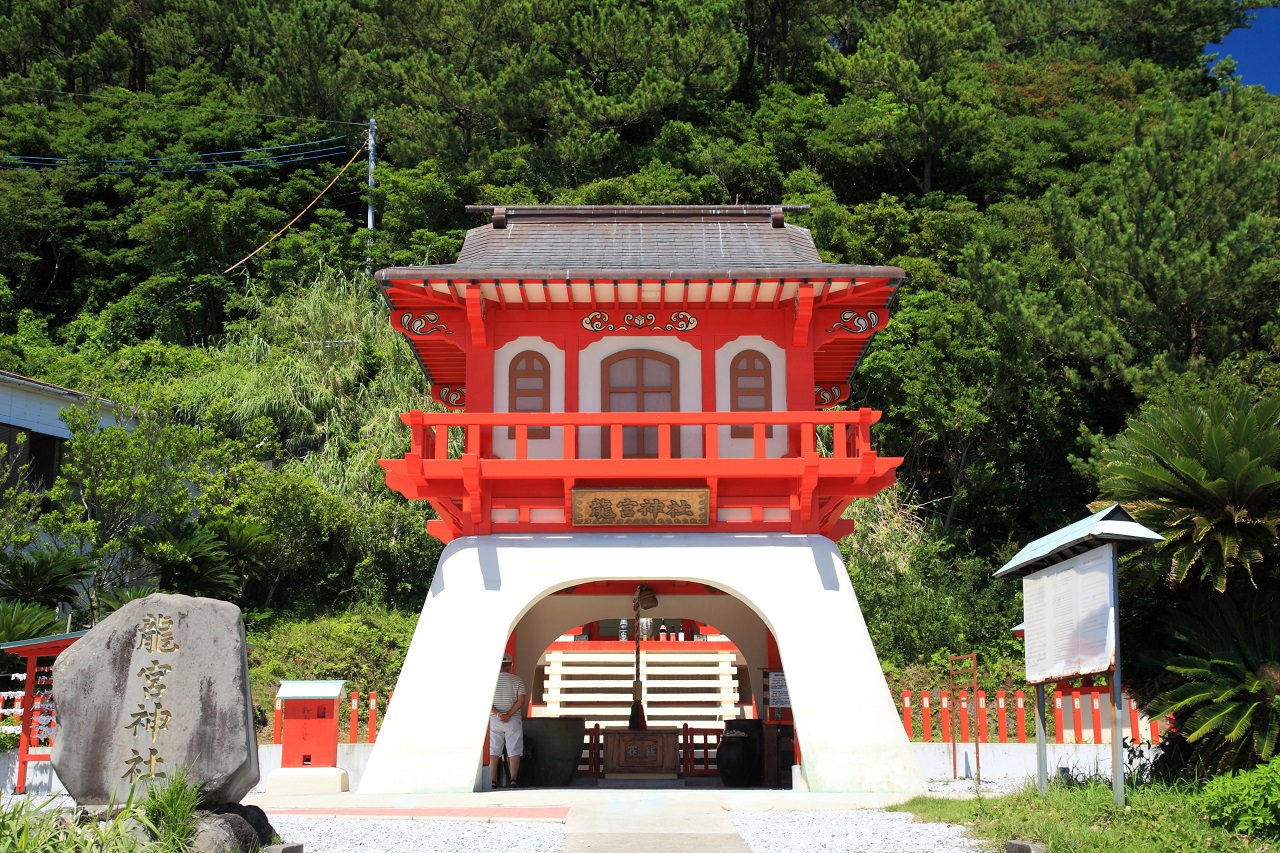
top-left (489, 652), bottom-right (527, 788)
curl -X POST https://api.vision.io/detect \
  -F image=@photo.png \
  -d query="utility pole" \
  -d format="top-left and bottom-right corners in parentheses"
top-left (366, 117), bottom-right (377, 277)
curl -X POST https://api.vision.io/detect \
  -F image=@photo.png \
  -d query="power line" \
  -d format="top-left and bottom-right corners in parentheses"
top-left (4, 135), bottom-right (350, 165)
top-left (0, 84), bottom-right (367, 127)
top-left (2, 147), bottom-right (352, 174)
top-left (73, 139), bottom-right (369, 352)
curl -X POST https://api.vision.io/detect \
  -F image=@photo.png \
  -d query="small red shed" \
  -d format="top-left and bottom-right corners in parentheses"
top-left (276, 680), bottom-right (345, 769)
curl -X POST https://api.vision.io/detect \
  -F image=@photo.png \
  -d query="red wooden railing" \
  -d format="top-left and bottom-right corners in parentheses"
top-left (896, 685), bottom-right (1171, 745)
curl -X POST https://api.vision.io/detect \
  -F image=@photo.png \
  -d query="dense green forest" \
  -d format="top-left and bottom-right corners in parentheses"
top-left (1, 0), bottom-right (1278, 772)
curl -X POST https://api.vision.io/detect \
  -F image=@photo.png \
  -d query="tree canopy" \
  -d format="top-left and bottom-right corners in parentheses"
top-left (0, 0), bottom-right (1277, 710)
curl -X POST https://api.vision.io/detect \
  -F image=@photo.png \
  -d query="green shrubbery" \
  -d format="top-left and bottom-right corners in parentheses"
top-left (1199, 759), bottom-right (1280, 839)
top-left (247, 605), bottom-right (418, 742)
top-left (901, 779), bottom-right (1267, 852)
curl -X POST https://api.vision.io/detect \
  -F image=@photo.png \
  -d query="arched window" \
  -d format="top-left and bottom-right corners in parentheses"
top-left (509, 350), bottom-right (550, 439)
top-left (730, 350), bottom-right (772, 439)
top-left (601, 349), bottom-right (681, 458)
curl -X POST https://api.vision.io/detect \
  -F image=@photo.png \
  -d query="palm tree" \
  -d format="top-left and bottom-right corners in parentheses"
top-left (1097, 389), bottom-right (1280, 592)
top-left (134, 523), bottom-right (237, 600)
top-left (1144, 592), bottom-right (1280, 772)
top-left (0, 547), bottom-right (94, 609)
top-left (0, 601), bottom-right (63, 644)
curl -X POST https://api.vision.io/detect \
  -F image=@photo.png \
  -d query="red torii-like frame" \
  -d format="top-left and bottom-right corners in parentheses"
top-left (1, 630), bottom-right (85, 793)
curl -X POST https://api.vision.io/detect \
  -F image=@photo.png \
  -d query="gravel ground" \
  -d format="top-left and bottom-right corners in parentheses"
top-left (268, 816), bottom-right (567, 853)
top-left (729, 810), bottom-right (992, 853)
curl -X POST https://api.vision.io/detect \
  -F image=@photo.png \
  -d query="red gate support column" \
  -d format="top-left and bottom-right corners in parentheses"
top-left (0, 630), bottom-right (85, 794)
top-left (901, 691), bottom-right (913, 739)
top-left (15, 651), bottom-right (36, 794)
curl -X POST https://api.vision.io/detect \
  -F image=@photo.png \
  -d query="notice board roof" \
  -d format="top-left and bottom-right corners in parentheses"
top-left (994, 504), bottom-right (1163, 579)
top-left (276, 679), bottom-right (347, 700)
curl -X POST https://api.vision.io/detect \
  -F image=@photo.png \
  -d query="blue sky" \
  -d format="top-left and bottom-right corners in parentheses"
top-left (1209, 7), bottom-right (1280, 92)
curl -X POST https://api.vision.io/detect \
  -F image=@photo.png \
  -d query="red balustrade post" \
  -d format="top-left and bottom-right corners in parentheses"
top-left (1053, 684), bottom-right (1065, 744)
top-left (1071, 686), bottom-right (1084, 744)
top-left (368, 692), bottom-right (379, 743)
top-left (940, 690), bottom-right (951, 744)
top-left (349, 692), bottom-right (359, 744)
top-left (958, 690), bottom-right (970, 743)
top-left (996, 690), bottom-right (1008, 743)
top-left (273, 697), bottom-right (282, 745)
top-left (1090, 689), bottom-right (1103, 745)
top-left (922, 692), bottom-right (932, 743)
top-left (977, 690), bottom-right (989, 743)
top-left (1150, 717), bottom-right (1161, 744)
top-left (1015, 689), bottom-right (1027, 744)
top-left (1129, 696), bottom-right (1142, 744)
top-left (902, 691), bottom-right (913, 739)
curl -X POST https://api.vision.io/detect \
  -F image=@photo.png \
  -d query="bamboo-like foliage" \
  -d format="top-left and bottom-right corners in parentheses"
top-left (1098, 390), bottom-right (1280, 592)
top-left (1144, 592), bottom-right (1280, 773)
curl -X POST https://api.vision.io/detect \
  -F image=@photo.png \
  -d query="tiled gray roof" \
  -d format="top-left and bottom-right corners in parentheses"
top-left (411, 206), bottom-right (817, 272)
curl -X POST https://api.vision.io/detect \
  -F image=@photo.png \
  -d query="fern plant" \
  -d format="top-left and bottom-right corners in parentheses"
top-left (1144, 592), bottom-right (1280, 773)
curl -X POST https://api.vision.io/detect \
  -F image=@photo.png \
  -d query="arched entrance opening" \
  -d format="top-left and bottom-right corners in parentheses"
top-left (510, 585), bottom-right (805, 787)
top-left (357, 532), bottom-right (925, 796)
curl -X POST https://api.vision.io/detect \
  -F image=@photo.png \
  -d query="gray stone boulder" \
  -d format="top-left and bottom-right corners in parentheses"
top-left (51, 593), bottom-right (260, 805)
top-left (191, 812), bottom-right (260, 853)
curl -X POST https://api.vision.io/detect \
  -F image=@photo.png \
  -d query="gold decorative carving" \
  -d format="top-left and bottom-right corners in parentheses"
top-left (571, 488), bottom-right (710, 526)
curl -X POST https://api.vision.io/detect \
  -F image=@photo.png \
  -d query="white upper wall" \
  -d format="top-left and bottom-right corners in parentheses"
top-left (0, 372), bottom-right (118, 438)
top-left (488, 335), bottom-right (790, 459)
top-left (492, 337), bottom-right (565, 460)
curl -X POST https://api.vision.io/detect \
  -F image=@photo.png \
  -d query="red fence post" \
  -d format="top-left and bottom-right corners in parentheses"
top-left (922, 692), bottom-right (932, 743)
top-left (1053, 684), bottom-right (1065, 744)
top-left (1091, 688), bottom-right (1103, 745)
top-left (1071, 686), bottom-right (1083, 744)
top-left (958, 690), bottom-right (970, 743)
top-left (1150, 717), bottom-right (1161, 744)
top-left (1129, 696), bottom-right (1142, 744)
top-left (368, 692), bottom-right (378, 743)
top-left (977, 690), bottom-right (989, 744)
top-left (940, 690), bottom-right (951, 744)
top-left (1015, 689), bottom-right (1026, 744)
top-left (349, 692), bottom-right (359, 744)
top-left (273, 697), bottom-right (282, 745)
top-left (902, 690), bottom-right (913, 739)
top-left (996, 690), bottom-right (1007, 743)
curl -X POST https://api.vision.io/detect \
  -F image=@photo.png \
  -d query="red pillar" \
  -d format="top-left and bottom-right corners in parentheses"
top-left (15, 653), bottom-right (36, 794)
top-left (1015, 689), bottom-right (1027, 744)
top-left (976, 690), bottom-right (989, 744)
top-left (1053, 684), bottom-right (1065, 744)
top-left (349, 692), bottom-right (360, 744)
top-left (368, 692), bottom-right (379, 743)
top-left (901, 691), bottom-right (913, 739)
top-left (996, 690), bottom-right (1008, 744)
top-left (922, 692), bottom-right (932, 743)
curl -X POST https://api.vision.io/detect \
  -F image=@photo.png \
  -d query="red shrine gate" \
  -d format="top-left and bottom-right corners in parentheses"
top-left (359, 205), bottom-right (926, 795)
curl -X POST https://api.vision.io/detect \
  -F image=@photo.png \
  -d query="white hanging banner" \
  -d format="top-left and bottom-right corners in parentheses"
top-left (1022, 543), bottom-right (1116, 684)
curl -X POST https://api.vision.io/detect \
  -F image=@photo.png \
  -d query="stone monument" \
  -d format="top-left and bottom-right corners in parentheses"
top-left (51, 593), bottom-right (260, 804)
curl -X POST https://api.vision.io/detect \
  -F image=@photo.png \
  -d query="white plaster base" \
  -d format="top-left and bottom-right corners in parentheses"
top-left (265, 767), bottom-right (349, 795)
top-left (357, 532), bottom-right (925, 796)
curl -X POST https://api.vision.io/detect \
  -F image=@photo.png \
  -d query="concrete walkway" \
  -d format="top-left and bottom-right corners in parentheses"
top-left (244, 784), bottom-right (915, 852)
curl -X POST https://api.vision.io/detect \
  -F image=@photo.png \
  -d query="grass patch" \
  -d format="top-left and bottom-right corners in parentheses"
top-left (142, 765), bottom-right (203, 852)
top-left (0, 795), bottom-right (155, 852)
top-left (891, 780), bottom-right (1275, 852)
